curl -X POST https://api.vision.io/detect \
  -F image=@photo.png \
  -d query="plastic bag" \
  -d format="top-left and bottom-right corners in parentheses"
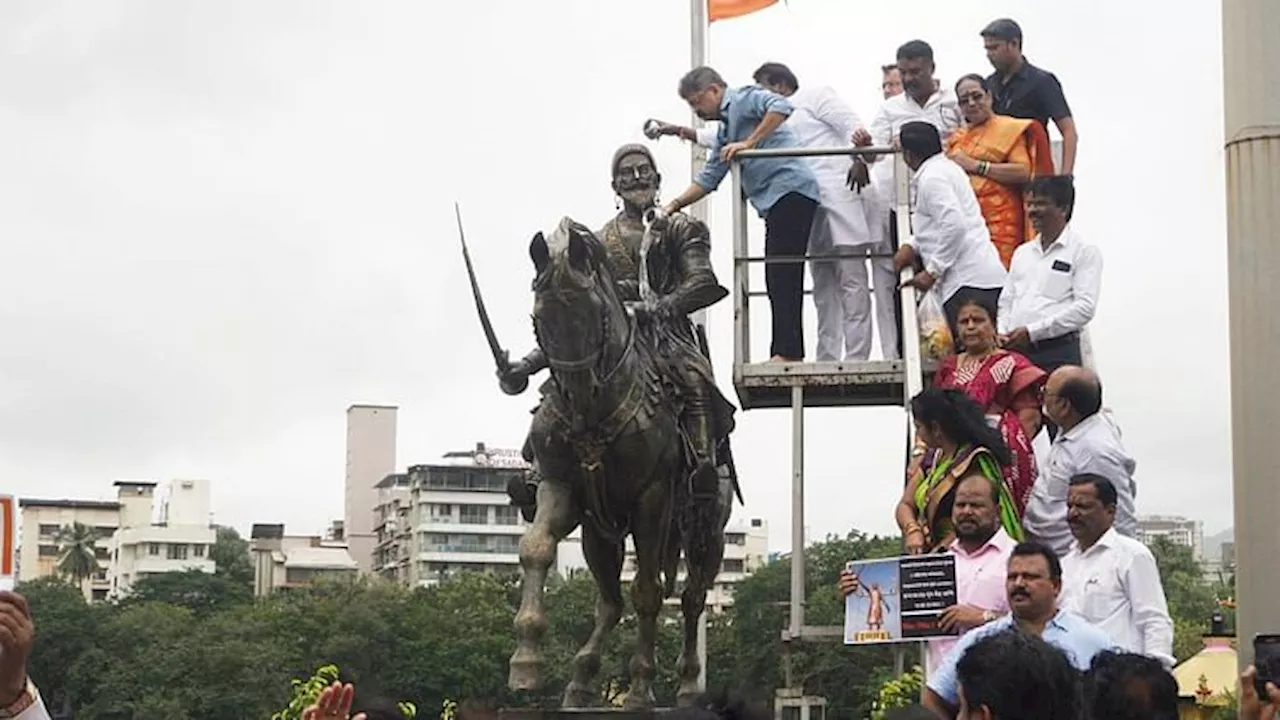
top-left (917, 289), bottom-right (955, 362)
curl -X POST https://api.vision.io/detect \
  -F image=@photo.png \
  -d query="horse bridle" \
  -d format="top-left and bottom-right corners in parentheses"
top-left (534, 283), bottom-right (634, 385)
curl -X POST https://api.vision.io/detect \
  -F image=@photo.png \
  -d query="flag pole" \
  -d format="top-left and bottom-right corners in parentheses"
top-left (690, 0), bottom-right (710, 696)
top-left (689, 0), bottom-right (710, 335)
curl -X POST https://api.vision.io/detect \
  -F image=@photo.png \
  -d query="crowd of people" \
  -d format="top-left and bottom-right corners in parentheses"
top-left (641, 14), bottom-right (1252, 720)
top-left (646, 19), bottom-right (1090, 368)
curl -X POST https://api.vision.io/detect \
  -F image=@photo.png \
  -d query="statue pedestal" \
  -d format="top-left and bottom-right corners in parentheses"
top-left (499, 710), bottom-right (673, 720)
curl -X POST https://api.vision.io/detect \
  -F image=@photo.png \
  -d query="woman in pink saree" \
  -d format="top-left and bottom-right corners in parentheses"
top-left (923, 294), bottom-right (1046, 514)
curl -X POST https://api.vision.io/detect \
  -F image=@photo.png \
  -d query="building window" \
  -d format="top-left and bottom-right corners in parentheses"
top-left (725, 533), bottom-right (746, 546)
top-left (148, 543), bottom-right (161, 556)
top-left (38, 545), bottom-right (57, 558)
top-left (494, 506), bottom-right (519, 526)
top-left (459, 505), bottom-right (489, 525)
top-left (94, 546), bottom-right (111, 560)
top-left (94, 526), bottom-right (116, 538)
top-left (428, 504), bottom-right (454, 521)
top-left (193, 544), bottom-right (206, 557)
top-left (91, 589), bottom-right (108, 602)
top-left (38, 524), bottom-right (59, 538)
top-left (722, 559), bottom-right (745, 573)
top-left (166, 544), bottom-right (189, 560)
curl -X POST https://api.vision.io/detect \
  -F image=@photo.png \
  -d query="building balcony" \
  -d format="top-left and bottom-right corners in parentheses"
top-left (415, 521), bottom-right (523, 535)
top-left (418, 549), bottom-right (519, 565)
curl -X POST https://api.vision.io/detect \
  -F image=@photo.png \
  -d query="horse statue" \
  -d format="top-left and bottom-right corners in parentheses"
top-left (467, 215), bottom-right (737, 709)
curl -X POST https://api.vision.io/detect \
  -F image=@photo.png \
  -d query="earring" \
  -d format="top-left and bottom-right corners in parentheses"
top-left (615, 195), bottom-right (621, 210)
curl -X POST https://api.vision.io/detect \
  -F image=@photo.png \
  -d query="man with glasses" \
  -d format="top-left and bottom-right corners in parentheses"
top-left (658, 66), bottom-right (820, 363)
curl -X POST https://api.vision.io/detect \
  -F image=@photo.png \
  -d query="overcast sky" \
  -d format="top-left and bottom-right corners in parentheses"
top-left (0, 1), bottom-right (1231, 550)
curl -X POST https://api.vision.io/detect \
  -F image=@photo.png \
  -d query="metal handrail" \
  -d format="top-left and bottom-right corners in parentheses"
top-left (728, 145), bottom-right (920, 376)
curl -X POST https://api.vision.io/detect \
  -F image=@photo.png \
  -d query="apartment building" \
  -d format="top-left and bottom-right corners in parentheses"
top-left (373, 442), bottom-right (531, 586)
top-left (108, 479), bottom-right (216, 597)
top-left (371, 442), bottom-right (768, 606)
top-left (20, 479), bottom-right (217, 600)
top-left (619, 516), bottom-right (770, 612)
top-left (17, 498), bottom-right (120, 602)
top-left (249, 523), bottom-right (359, 596)
top-left (1137, 515), bottom-right (1204, 560)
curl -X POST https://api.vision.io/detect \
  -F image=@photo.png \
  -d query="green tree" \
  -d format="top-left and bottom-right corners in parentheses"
top-left (210, 525), bottom-right (255, 587)
top-left (124, 569), bottom-right (253, 615)
top-left (21, 577), bottom-right (104, 716)
top-left (713, 530), bottom-right (904, 717)
top-left (54, 522), bottom-right (100, 585)
top-left (1149, 536), bottom-right (1218, 662)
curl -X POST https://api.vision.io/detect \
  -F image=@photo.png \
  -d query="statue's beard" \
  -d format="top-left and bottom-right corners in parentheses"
top-left (618, 186), bottom-right (657, 211)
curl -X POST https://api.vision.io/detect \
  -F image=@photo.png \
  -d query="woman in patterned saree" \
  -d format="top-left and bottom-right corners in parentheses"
top-left (946, 74), bottom-right (1056, 268)
top-left (896, 387), bottom-right (1025, 554)
top-left (926, 294), bottom-right (1046, 516)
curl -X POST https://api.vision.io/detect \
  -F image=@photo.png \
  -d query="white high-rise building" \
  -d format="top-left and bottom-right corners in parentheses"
top-left (1137, 515), bottom-right (1205, 560)
top-left (109, 479), bottom-right (216, 597)
top-left (619, 516), bottom-right (770, 612)
top-left (20, 479), bottom-right (218, 601)
top-left (345, 404), bottom-right (398, 575)
top-left (371, 442), bottom-right (769, 608)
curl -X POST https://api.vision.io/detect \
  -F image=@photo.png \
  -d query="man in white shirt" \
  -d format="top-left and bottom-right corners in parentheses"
top-left (894, 121), bottom-right (1006, 346)
top-left (852, 40), bottom-right (964, 214)
top-left (852, 43), bottom-right (961, 358)
top-left (752, 62), bottom-right (883, 361)
top-left (1024, 365), bottom-right (1138, 556)
top-left (998, 175), bottom-right (1101, 389)
top-left (1060, 473), bottom-right (1174, 667)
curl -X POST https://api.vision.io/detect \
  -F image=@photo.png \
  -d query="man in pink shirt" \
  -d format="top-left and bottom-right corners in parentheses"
top-left (840, 474), bottom-right (1014, 673)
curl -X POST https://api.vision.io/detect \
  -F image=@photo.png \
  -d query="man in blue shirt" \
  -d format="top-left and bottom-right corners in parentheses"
top-left (658, 65), bottom-right (821, 362)
top-left (924, 541), bottom-right (1116, 718)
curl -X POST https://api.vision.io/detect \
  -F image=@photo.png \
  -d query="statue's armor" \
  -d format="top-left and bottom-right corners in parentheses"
top-left (508, 144), bottom-right (734, 512)
top-left (597, 210), bottom-right (728, 496)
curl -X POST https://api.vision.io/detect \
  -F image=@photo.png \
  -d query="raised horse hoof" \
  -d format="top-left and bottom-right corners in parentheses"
top-left (562, 683), bottom-right (597, 708)
top-left (508, 651), bottom-right (544, 691)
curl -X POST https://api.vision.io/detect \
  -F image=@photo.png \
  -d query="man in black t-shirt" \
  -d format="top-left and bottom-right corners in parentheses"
top-left (981, 18), bottom-right (1078, 175)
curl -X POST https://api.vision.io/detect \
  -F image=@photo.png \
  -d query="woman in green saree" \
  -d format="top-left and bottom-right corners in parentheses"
top-left (896, 388), bottom-right (1025, 553)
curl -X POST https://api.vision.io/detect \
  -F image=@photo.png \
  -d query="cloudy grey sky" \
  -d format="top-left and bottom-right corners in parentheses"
top-left (0, 1), bottom-right (1231, 549)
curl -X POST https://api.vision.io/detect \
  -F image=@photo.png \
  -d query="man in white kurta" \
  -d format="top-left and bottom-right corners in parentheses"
top-left (754, 62), bottom-right (886, 361)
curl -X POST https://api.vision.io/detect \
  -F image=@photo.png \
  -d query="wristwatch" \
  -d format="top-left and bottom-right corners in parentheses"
top-left (0, 679), bottom-right (37, 718)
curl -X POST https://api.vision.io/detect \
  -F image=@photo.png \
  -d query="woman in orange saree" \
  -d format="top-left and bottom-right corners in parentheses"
top-left (946, 74), bottom-right (1057, 268)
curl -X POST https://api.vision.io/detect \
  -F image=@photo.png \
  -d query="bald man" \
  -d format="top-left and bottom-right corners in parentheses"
top-left (1023, 366), bottom-right (1138, 556)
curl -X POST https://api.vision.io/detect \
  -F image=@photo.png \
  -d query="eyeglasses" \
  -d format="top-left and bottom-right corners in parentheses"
top-left (958, 92), bottom-right (986, 106)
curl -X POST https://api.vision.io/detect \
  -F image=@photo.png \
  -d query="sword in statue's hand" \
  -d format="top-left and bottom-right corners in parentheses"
top-left (455, 202), bottom-right (526, 394)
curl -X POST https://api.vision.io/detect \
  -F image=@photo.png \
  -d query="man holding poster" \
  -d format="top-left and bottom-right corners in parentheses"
top-left (840, 474), bottom-right (1014, 671)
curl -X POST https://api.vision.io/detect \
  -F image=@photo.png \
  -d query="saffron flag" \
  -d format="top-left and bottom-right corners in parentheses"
top-left (708, 0), bottom-right (779, 22)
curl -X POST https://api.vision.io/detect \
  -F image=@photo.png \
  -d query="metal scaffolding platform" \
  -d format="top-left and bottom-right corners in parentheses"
top-left (734, 359), bottom-right (937, 410)
top-left (725, 146), bottom-right (928, 706)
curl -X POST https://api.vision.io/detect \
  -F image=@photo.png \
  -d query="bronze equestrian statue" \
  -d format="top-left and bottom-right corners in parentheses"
top-left (467, 145), bottom-right (739, 709)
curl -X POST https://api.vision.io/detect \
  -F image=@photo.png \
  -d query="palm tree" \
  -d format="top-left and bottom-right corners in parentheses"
top-left (54, 522), bottom-right (101, 585)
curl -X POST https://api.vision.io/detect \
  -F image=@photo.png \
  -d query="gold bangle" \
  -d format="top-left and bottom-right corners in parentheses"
top-left (904, 523), bottom-right (922, 536)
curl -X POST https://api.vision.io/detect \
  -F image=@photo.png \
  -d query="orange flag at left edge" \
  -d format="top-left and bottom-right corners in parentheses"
top-left (708, 0), bottom-right (780, 23)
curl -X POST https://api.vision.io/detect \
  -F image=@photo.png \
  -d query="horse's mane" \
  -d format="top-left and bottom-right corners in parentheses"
top-left (533, 216), bottom-right (626, 312)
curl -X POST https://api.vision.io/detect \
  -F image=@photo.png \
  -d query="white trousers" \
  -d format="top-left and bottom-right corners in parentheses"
top-left (808, 205), bottom-right (899, 361)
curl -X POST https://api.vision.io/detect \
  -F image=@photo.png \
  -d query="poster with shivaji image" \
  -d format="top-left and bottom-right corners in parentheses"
top-left (843, 553), bottom-right (959, 644)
